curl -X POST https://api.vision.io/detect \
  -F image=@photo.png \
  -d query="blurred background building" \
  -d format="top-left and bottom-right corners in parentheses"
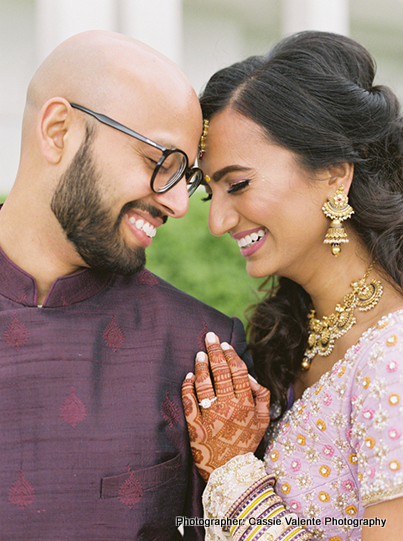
top-left (1, 0), bottom-right (403, 194)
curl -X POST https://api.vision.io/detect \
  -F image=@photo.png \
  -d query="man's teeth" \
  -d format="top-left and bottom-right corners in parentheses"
top-left (127, 215), bottom-right (156, 238)
top-left (237, 229), bottom-right (266, 248)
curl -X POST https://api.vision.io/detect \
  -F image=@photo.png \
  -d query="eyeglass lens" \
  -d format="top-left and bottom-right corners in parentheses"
top-left (153, 150), bottom-right (187, 193)
top-left (186, 169), bottom-right (204, 196)
top-left (153, 150), bottom-right (203, 195)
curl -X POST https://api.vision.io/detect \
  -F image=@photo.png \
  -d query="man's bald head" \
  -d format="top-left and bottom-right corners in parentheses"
top-left (22, 30), bottom-right (202, 156)
top-left (27, 30), bottom-right (196, 114)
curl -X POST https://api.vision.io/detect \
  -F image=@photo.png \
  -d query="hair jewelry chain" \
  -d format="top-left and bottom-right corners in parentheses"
top-left (302, 263), bottom-right (383, 370)
top-left (199, 119), bottom-right (209, 159)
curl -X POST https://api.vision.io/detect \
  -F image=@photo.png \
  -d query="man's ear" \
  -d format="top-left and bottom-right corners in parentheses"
top-left (326, 162), bottom-right (354, 194)
top-left (37, 98), bottom-right (74, 164)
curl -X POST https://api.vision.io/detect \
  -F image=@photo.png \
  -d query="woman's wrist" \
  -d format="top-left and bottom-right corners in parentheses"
top-left (203, 453), bottom-right (314, 540)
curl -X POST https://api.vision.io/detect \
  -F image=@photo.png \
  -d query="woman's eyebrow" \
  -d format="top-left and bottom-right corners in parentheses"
top-left (211, 165), bottom-right (253, 182)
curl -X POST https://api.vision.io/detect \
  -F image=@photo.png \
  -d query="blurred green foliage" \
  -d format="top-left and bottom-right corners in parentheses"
top-left (146, 190), bottom-right (265, 324)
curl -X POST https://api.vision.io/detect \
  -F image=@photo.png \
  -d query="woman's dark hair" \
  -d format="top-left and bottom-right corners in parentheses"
top-left (200, 31), bottom-right (403, 416)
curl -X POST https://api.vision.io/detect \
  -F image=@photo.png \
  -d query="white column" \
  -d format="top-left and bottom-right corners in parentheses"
top-left (35, 0), bottom-right (117, 66)
top-left (281, 0), bottom-right (349, 36)
top-left (0, 0), bottom-right (36, 194)
top-left (118, 0), bottom-right (183, 67)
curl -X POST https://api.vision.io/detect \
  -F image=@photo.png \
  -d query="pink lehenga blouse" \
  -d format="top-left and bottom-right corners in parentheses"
top-left (203, 310), bottom-right (403, 540)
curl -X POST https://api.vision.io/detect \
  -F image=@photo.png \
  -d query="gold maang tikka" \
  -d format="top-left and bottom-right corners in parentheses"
top-left (322, 185), bottom-right (354, 256)
top-left (301, 263), bottom-right (383, 370)
top-left (199, 119), bottom-right (209, 159)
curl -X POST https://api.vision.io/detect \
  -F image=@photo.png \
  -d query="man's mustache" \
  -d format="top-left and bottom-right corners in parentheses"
top-left (118, 200), bottom-right (168, 226)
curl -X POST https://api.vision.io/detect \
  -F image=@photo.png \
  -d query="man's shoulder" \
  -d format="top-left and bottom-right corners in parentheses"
top-left (112, 268), bottom-right (237, 326)
top-left (130, 270), bottom-right (248, 356)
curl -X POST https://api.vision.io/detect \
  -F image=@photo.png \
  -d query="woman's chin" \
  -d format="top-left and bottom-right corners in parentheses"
top-left (245, 260), bottom-right (275, 279)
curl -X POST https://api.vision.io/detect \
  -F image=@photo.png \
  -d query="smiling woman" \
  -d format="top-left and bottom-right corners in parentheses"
top-left (181, 30), bottom-right (403, 541)
top-left (201, 108), bottom-right (340, 279)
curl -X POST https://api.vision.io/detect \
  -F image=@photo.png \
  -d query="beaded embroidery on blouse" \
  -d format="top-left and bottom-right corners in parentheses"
top-left (264, 310), bottom-right (403, 540)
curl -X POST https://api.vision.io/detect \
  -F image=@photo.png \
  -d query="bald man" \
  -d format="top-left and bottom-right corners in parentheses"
top-left (0, 31), bottom-right (249, 539)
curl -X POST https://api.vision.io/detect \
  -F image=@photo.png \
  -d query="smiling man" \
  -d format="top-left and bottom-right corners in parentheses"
top-left (0, 31), bottom-right (249, 540)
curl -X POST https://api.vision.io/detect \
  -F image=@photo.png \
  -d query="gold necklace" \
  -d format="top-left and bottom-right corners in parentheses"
top-left (301, 263), bottom-right (383, 371)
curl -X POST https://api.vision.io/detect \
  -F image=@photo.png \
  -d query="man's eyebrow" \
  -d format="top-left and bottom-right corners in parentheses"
top-left (211, 165), bottom-right (253, 182)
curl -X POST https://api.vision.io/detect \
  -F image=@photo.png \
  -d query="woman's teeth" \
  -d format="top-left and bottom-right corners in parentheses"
top-left (127, 215), bottom-right (156, 238)
top-left (237, 229), bottom-right (266, 248)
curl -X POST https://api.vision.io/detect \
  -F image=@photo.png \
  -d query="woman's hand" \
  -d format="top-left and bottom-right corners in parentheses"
top-left (182, 332), bottom-right (270, 482)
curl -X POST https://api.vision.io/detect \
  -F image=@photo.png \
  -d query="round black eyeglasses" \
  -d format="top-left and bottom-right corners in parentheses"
top-left (70, 103), bottom-right (204, 196)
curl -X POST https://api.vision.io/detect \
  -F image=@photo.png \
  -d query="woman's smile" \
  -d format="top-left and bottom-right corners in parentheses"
top-left (231, 227), bottom-right (269, 256)
top-left (202, 107), bottom-right (333, 281)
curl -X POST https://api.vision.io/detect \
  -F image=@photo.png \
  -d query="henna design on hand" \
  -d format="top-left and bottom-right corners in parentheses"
top-left (182, 335), bottom-right (271, 482)
top-left (191, 447), bottom-right (204, 464)
top-left (182, 395), bottom-right (193, 416)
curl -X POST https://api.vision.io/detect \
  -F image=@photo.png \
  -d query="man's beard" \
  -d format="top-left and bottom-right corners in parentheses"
top-left (51, 126), bottom-right (162, 275)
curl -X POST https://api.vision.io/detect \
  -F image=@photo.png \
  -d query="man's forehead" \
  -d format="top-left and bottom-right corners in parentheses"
top-left (104, 83), bottom-right (201, 151)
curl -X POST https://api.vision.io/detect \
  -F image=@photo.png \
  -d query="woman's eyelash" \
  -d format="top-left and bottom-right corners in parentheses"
top-left (227, 180), bottom-right (250, 194)
top-left (201, 179), bottom-right (250, 202)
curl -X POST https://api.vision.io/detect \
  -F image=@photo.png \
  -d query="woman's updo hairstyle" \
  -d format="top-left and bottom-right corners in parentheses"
top-left (200, 31), bottom-right (403, 416)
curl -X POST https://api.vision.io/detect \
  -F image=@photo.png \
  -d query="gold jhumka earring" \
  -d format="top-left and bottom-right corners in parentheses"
top-left (322, 185), bottom-right (354, 256)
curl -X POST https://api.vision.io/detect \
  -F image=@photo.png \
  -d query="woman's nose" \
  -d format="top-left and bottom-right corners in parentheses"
top-left (208, 195), bottom-right (238, 237)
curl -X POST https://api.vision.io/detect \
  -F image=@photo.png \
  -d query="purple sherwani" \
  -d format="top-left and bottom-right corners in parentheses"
top-left (0, 248), bottom-right (249, 540)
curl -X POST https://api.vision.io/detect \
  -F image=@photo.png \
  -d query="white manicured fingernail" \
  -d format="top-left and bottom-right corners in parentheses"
top-left (248, 374), bottom-right (258, 383)
top-left (221, 342), bottom-right (230, 350)
top-left (196, 351), bottom-right (206, 362)
top-left (206, 332), bottom-right (217, 344)
top-left (186, 372), bottom-right (194, 379)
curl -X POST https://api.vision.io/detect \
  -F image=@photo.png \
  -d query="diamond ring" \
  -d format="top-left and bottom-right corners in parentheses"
top-left (199, 397), bottom-right (218, 409)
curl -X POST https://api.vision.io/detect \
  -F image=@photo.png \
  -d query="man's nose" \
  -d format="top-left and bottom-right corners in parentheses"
top-left (153, 178), bottom-right (189, 219)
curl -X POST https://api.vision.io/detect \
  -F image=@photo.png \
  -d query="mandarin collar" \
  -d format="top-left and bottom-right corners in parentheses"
top-left (0, 247), bottom-right (113, 307)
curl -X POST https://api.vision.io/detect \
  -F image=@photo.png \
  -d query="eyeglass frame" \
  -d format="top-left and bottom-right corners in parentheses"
top-left (70, 103), bottom-right (204, 196)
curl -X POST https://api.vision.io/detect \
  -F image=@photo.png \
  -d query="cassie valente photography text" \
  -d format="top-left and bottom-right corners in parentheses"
top-left (175, 516), bottom-right (387, 530)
